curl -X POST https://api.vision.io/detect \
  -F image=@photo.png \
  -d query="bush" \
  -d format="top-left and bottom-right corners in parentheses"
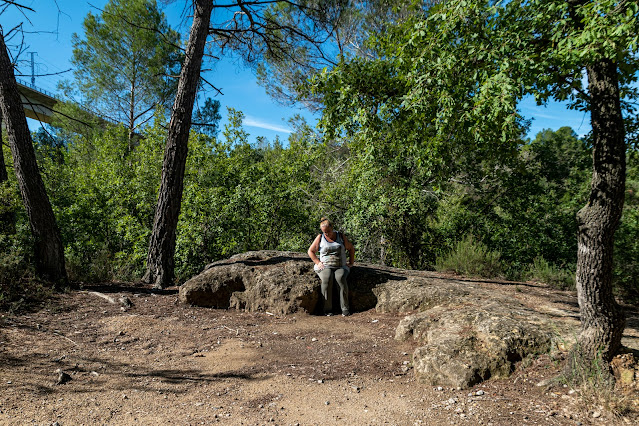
top-left (613, 178), bottom-right (639, 302)
top-left (435, 235), bottom-right (503, 278)
top-left (0, 236), bottom-right (30, 301)
top-left (525, 257), bottom-right (576, 290)
top-left (65, 242), bottom-right (147, 283)
top-left (0, 234), bottom-right (52, 312)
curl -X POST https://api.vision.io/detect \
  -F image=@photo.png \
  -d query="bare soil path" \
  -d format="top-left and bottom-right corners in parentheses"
top-left (1, 282), bottom-right (638, 425)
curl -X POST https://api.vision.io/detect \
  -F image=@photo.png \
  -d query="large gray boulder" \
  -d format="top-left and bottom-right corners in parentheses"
top-left (178, 251), bottom-right (403, 314)
top-left (396, 301), bottom-right (553, 388)
top-left (179, 251), bottom-right (317, 313)
top-left (179, 250), bottom-right (472, 314)
top-left (179, 250), bottom-right (568, 389)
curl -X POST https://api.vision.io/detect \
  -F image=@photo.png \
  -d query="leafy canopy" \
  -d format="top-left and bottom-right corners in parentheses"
top-left (312, 0), bottom-right (639, 170)
top-left (69, 0), bottom-right (181, 134)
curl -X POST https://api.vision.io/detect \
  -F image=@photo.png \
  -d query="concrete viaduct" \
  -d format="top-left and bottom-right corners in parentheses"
top-left (15, 79), bottom-right (114, 128)
top-left (16, 79), bottom-right (59, 124)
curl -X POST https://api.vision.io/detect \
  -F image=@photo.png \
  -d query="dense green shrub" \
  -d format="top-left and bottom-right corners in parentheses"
top-left (435, 235), bottom-right (503, 279)
top-left (46, 123), bottom-right (163, 282)
top-left (0, 154), bottom-right (47, 309)
top-left (0, 232), bottom-right (32, 310)
top-left (525, 257), bottom-right (576, 290)
top-left (29, 110), bottom-right (319, 284)
top-left (4, 117), bottom-right (639, 303)
top-left (613, 152), bottom-right (639, 302)
top-left (426, 127), bottom-right (589, 283)
top-left (0, 211), bottom-right (51, 311)
top-left (173, 110), bottom-right (318, 280)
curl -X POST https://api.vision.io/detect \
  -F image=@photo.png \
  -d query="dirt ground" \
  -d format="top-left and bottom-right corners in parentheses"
top-left (1, 280), bottom-right (639, 425)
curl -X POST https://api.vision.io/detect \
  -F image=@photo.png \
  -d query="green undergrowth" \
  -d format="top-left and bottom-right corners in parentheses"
top-left (526, 257), bottom-right (576, 290)
top-left (435, 235), bottom-right (503, 279)
top-left (561, 348), bottom-right (634, 419)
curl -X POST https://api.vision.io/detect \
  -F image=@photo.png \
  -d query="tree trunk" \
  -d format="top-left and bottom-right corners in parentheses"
top-left (0, 32), bottom-right (67, 285)
top-left (0, 108), bottom-right (16, 234)
top-left (142, 0), bottom-right (213, 288)
top-left (128, 76), bottom-right (136, 151)
top-left (574, 57), bottom-right (626, 364)
top-left (0, 108), bottom-right (8, 183)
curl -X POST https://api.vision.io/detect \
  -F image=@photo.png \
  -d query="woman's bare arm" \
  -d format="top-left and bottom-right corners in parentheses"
top-left (307, 234), bottom-right (322, 265)
top-left (343, 234), bottom-right (355, 266)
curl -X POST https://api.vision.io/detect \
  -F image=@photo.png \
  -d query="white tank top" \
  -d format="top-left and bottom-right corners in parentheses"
top-left (319, 232), bottom-right (347, 267)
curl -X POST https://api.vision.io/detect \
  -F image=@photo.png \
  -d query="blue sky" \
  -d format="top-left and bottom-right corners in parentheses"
top-left (519, 97), bottom-right (591, 140)
top-left (1, 0), bottom-right (312, 142)
top-left (1, 0), bottom-right (591, 143)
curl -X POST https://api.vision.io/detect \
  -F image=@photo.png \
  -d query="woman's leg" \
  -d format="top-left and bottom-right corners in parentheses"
top-left (334, 268), bottom-right (350, 315)
top-left (317, 268), bottom-right (334, 314)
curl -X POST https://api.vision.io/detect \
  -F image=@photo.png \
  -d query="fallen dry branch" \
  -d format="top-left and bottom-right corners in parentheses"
top-left (84, 291), bottom-right (116, 304)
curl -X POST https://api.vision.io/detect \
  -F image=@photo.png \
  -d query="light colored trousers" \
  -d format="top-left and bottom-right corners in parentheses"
top-left (317, 267), bottom-right (349, 314)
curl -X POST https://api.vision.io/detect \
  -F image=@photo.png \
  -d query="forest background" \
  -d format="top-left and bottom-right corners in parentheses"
top-left (0, 0), bottom-right (638, 310)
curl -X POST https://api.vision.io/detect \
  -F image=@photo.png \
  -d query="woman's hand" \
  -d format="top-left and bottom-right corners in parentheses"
top-left (316, 261), bottom-right (325, 271)
top-left (347, 261), bottom-right (354, 268)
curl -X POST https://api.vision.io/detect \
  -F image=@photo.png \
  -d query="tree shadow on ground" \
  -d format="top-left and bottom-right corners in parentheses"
top-left (80, 283), bottom-right (178, 295)
top-left (1, 347), bottom-right (273, 398)
top-left (435, 275), bottom-right (547, 289)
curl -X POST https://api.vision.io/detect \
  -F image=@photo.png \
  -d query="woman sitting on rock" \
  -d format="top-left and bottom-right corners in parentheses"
top-left (307, 217), bottom-right (355, 316)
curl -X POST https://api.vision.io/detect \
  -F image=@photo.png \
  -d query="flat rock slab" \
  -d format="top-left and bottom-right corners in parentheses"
top-left (179, 250), bottom-right (571, 388)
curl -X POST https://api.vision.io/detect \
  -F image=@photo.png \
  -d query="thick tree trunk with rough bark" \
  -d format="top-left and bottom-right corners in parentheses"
top-left (1, 109), bottom-right (8, 183)
top-left (0, 32), bottom-right (67, 285)
top-left (143, 0), bottom-right (213, 288)
top-left (0, 108), bottom-right (15, 234)
top-left (574, 57), bottom-right (626, 364)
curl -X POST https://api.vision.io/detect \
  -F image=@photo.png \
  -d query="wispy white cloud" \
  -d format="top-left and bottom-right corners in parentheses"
top-left (243, 116), bottom-right (292, 134)
top-left (525, 111), bottom-right (561, 120)
top-left (518, 95), bottom-right (591, 138)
